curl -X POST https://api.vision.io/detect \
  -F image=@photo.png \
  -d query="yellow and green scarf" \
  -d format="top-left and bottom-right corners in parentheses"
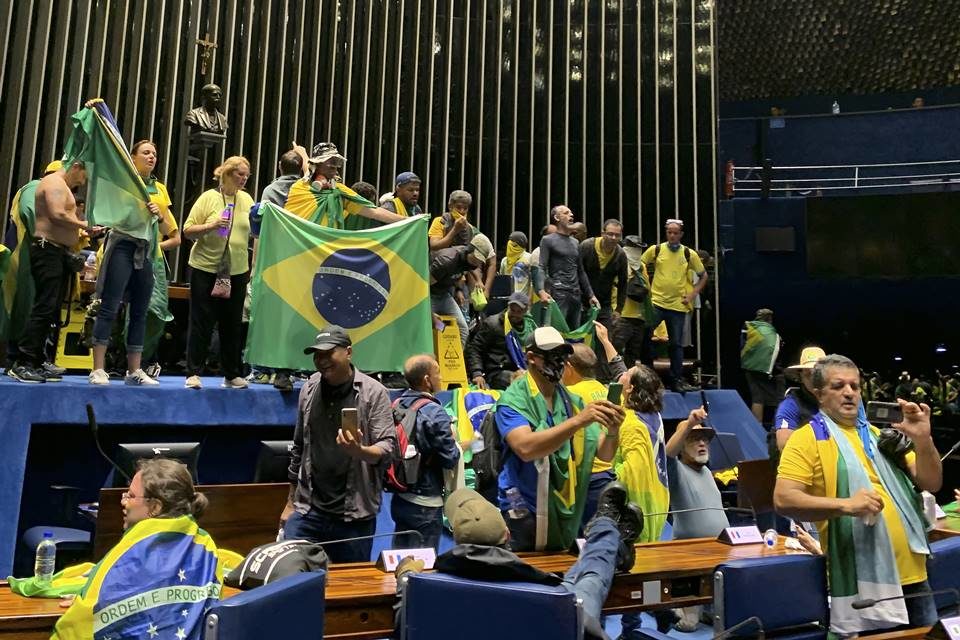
top-left (0, 180), bottom-right (39, 341)
top-left (497, 372), bottom-right (597, 550)
top-left (503, 240), bottom-right (526, 275)
top-left (284, 179), bottom-right (376, 229)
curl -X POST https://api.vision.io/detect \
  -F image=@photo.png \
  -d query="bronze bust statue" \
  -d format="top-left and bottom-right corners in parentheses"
top-left (184, 83), bottom-right (227, 135)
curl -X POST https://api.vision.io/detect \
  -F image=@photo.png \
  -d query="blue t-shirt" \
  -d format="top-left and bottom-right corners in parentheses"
top-left (495, 399), bottom-right (572, 513)
top-left (773, 389), bottom-right (818, 432)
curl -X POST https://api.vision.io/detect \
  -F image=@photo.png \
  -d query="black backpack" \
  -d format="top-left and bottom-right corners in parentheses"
top-left (385, 397), bottom-right (432, 492)
top-left (624, 265), bottom-right (650, 302)
top-left (647, 243), bottom-right (691, 282)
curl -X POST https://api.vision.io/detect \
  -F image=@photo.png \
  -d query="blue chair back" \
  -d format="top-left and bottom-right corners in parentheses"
top-left (714, 554), bottom-right (828, 639)
top-left (204, 571), bottom-right (326, 640)
top-left (928, 536), bottom-right (960, 614)
top-left (401, 572), bottom-right (583, 640)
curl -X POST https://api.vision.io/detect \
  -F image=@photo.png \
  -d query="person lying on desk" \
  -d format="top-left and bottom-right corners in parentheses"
top-left (52, 459), bottom-right (221, 640)
top-left (396, 483), bottom-right (642, 640)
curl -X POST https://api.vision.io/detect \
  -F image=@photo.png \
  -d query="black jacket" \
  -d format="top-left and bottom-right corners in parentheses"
top-left (430, 246), bottom-right (472, 294)
top-left (464, 311), bottom-right (520, 380)
top-left (435, 544), bottom-right (610, 640)
top-left (579, 238), bottom-right (628, 312)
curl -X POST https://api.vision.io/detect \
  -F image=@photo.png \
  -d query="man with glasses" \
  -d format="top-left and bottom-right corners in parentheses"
top-left (640, 219), bottom-right (707, 392)
top-left (579, 219), bottom-right (628, 336)
top-left (283, 142), bottom-right (404, 229)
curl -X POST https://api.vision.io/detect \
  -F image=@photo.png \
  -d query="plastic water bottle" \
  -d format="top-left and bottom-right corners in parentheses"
top-left (762, 528), bottom-right (778, 549)
top-left (470, 431), bottom-right (485, 454)
top-left (34, 531), bottom-right (56, 584)
top-left (831, 100), bottom-right (840, 115)
top-left (218, 203), bottom-right (234, 238)
top-left (82, 253), bottom-right (97, 281)
top-left (505, 487), bottom-right (529, 520)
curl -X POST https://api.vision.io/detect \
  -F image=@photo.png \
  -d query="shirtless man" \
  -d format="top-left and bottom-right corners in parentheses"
top-left (10, 162), bottom-right (99, 383)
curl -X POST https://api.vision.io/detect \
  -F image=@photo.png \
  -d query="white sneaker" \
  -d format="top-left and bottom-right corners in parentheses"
top-left (125, 369), bottom-right (160, 386)
top-left (222, 376), bottom-right (249, 389)
top-left (89, 369), bottom-right (110, 385)
top-left (185, 375), bottom-right (203, 389)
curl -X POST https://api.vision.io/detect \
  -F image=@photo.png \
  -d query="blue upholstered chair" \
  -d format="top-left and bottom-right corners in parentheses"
top-left (713, 554), bottom-right (828, 639)
top-left (401, 572), bottom-right (583, 640)
top-left (203, 571), bottom-right (326, 640)
top-left (928, 535), bottom-right (960, 615)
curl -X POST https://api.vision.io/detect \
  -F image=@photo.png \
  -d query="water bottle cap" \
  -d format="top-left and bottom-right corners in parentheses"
top-left (43, 531), bottom-right (53, 538)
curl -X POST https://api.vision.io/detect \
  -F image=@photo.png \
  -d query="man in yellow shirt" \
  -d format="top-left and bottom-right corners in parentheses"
top-left (427, 190), bottom-right (473, 250)
top-left (640, 219), bottom-right (706, 392)
top-left (775, 354), bottom-right (941, 635)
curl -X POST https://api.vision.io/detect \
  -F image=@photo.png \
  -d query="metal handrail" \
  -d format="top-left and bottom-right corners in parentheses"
top-left (736, 159), bottom-right (960, 171)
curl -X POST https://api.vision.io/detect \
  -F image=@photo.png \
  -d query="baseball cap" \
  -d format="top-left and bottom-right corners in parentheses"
top-left (308, 142), bottom-right (346, 164)
top-left (395, 171), bottom-right (421, 186)
top-left (303, 325), bottom-right (352, 354)
top-left (623, 235), bottom-right (646, 249)
top-left (470, 233), bottom-right (494, 263)
top-left (507, 292), bottom-right (529, 309)
top-left (786, 346), bottom-right (826, 371)
top-left (444, 488), bottom-right (509, 546)
top-left (44, 160), bottom-right (63, 174)
top-left (524, 326), bottom-right (573, 355)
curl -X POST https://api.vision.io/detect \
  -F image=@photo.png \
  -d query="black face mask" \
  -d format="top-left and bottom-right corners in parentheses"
top-left (534, 350), bottom-right (567, 383)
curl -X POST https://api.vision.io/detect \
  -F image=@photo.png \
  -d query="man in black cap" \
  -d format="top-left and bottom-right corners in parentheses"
top-left (381, 171), bottom-right (423, 217)
top-left (279, 325), bottom-right (396, 563)
top-left (465, 292), bottom-right (537, 390)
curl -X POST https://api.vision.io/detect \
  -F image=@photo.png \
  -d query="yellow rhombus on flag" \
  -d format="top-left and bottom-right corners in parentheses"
top-left (245, 203), bottom-right (433, 372)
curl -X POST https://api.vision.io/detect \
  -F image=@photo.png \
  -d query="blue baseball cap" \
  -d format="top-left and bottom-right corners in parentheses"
top-left (395, 171), bottom-right (421, 186)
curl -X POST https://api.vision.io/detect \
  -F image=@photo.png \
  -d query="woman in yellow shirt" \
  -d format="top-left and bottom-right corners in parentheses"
top-left (182, 156), bottom-right (253, 390)
top-left (89, 140), bottom-right (177, 386)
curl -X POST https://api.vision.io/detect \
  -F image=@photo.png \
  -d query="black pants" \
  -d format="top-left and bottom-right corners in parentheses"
top-left (612, 316), bottom-right (650, 368)
top-left (18, 240), bottom-right (72, 367)
top-left (551, 289), bottom-right (582, 329)
top-left (186, 268), bottom-right (248, 379)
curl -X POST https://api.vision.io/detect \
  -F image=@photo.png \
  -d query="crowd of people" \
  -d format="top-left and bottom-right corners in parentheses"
top-left (2, 104), bottom-right (956, 639)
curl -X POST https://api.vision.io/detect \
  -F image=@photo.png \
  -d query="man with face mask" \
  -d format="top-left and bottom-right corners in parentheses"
top-left (493, 326), bottom-right (625, 552)
top-left (640, 219), bottom-right (707, 392)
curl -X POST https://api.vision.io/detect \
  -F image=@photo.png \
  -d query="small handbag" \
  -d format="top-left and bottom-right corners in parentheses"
top-left (210, 197), bottom-right (234, 299)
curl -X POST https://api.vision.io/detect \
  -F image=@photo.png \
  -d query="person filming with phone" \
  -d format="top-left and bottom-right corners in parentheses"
top-left (774, 354), bottom-right (942, 635)
top-left (280, 325), bottom-right (396, 563)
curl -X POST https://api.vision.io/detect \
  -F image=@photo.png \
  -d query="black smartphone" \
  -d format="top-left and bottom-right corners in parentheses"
top-left (699, 390), bottom-right (710, 413)
top-left (607, 382), bottom-right (623, 405)
top-left (866, 401), bottom-right (903, 425)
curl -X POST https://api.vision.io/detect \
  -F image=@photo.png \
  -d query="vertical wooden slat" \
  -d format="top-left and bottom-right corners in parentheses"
top-left (458, 0), bottom-right (470, 188)
top-left (357, 0), bottom-right (375, 175)
top-left (159, 0), bottom-right (185, 186)
top-left (218, 0), bottom-right (239, 162)
top-left (389, 0), bottom-right (405, 180)
top-left (341, 0), bottom-right (358, 174)
top-left (375, 0), bottom-right (392, 190)
top-left (527, 0), bottom-right (536, 235)
top-left (474, 0), bottom-right (487, 217)
top-left (441, 0), bottom-right (455, 203)
top-left (122, 0), bottom-right (148, 146)
top-left (0, 1), bottom-right (37, 217)
top-left (144, 1), bottom-right (167, 140)
top-left (20, 0), bottom-right (55, 186)
top-left (41, 0), bottom-right (73, 162)
top-left (423, 0), bottom-right (438, 211)
top-left (491, 1), bottom-right (504, 241)
top-left (325, 0), bottom-right (340, 141)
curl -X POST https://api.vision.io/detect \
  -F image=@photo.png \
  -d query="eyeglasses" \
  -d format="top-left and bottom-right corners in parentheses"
top-left (121, 492), bottom-right (152, 502)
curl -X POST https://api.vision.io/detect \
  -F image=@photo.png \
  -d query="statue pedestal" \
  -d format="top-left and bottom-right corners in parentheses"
top-left (172, 128), bottom-right (227, 280)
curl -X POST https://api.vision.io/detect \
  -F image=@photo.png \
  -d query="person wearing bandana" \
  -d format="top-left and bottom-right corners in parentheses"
top-left (493, 326), bottom-right (625, 552)
top-left (428, 189), bottom-right (475, 250)
top-left (499, 230), bottom-right (534, 300)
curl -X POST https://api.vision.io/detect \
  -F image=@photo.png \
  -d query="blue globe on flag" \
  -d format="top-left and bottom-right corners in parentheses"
top-left (312, 248), bottom-right (391, 329)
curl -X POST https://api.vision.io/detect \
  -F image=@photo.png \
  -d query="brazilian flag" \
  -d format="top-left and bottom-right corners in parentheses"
top-left (0, 180), bottom-right (39, 341)
top-left (246, 203), bottom-right (433, 372)
top-left (52, 515), bottom-right (221, 640)
top-left (61, 101), bottom-right (154, 242)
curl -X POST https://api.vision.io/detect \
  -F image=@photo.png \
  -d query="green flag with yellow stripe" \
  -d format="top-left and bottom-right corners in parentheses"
top-left (246, 203), bottom-right (433, 372)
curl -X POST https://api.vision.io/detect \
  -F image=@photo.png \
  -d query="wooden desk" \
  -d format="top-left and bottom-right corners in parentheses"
top-left (0, 537), bottom-right (803, 639)
top-left (931, 515), bottom-right (960, 541)
top-left (78, 280), bottom-right (190, 300)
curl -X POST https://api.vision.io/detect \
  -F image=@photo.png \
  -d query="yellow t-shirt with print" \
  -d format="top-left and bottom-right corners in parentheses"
top-left (183, 189), bottom-right (253, 275)
top-left (567, 378), bottom-right (613, 474)
top-left (778, 423), bottom-right (925, 585)
top-left (640, 243), bottom-right (705, 312)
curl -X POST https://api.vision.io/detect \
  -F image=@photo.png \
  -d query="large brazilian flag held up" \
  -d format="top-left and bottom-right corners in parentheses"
top-left (246, 204), bottom-right (433, 372)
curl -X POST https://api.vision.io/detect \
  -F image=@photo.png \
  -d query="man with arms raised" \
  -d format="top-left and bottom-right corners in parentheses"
top-left (774, 354), bottom-right (941, 635)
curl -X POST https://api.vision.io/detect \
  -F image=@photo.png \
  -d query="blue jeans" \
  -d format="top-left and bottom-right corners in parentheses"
top-left (653, 305), bottom-right (687, 384)
top-left (903, 579), bottom-right (938, 627)
top-left (283, 509), bottom-right (376, 563)
top-left (561, 516), bottom-right (621, 621)
top-left (390, 497), bottom-right (443, 551)
top-left (92, 238), bottom-right (155, 352)
top-left (431, 292), bottom-right (468, 347)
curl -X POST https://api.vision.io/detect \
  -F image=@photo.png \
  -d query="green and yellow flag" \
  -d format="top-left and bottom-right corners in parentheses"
top-left (0, 181), bottom-right (39, 341)
top-left (61, 102), bottom-right (153, 241)
top-left (246, 203), bottom-right (433, 372)
top-left (532, 299), bottom-right (599, 345)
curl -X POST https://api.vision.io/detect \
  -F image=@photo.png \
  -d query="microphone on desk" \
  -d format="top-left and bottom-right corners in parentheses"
top-left (87, 403), bottom-right (131, 485)
top-left (642, 506), bottom-right (756, 518)
top-left (316, 529), bottom-right (425, 549)
top-left (941, 437), bottom-right (960, 463)
top-left (711, 615), bottom-right (765, 640)
top-left (851, 587), bottom-right (960, 611)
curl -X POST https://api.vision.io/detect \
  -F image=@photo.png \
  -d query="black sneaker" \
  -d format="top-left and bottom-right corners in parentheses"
top-left (9, 364), bottom-right (46, 383)
top-left (40, 362), bottom-right (64, 382)
top-left (618, 502), bottom-right (644, 546)
top-left (672, 380), bottom-right (700, 393)
top-left (273, 372), bottom-right (294, 391)
top-left (593, 481), bottom-right (629, 524)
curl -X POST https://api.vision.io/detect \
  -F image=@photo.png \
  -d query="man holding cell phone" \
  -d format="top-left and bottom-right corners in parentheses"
top-left (280, 325), bottom-right (396, 563)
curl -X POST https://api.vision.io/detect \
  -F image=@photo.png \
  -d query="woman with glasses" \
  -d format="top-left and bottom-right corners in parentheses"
top-left (121, 458), bottom-right (208, 529)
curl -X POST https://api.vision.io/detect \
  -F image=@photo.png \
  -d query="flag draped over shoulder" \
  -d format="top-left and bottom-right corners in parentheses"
top-left (284, 179), bottom-right (379, 230)
top-left (61, 102), bottom-right (153, 241)
top-left (0, 181), bottom-right (39, 341)
top-left (740, 320), bottom-right (781, 375)
top-left (52, 515), bottom-right (221, 640)
top-left (246, 204), bottom-right (433, 372)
